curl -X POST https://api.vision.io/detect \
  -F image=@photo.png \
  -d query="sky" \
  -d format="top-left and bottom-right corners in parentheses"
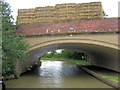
top-left (5, 0), bottom-right (120, 23)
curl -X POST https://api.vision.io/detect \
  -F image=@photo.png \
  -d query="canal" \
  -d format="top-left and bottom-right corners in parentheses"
top-left (5, 60), bottom-right (113, 88)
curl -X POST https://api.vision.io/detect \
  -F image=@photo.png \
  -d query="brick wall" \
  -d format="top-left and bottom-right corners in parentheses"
top-left (17, 18), bottom-right (119, 35)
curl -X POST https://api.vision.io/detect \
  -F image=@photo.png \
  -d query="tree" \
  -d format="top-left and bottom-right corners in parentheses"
top-left (61, 49), bottom-right (74, 59)
top-left (41, 52), bottom-right (51, 58)
top-left (72, 50), bottom-right (85, 60)
top-left (53, 53), bottom-right (62, 58)
top-left (102, 9), bottom-right (108, 17)
top-left (61, 49), bottom-right (85, 60)
top-left (50, 51), bottom-right (56, 58)
top-left (1, 1), bottom-right (29, 78)
top-left (1, 1), bottom-right (14, 31)
top-left (41, 49), bottom-right (87, 61)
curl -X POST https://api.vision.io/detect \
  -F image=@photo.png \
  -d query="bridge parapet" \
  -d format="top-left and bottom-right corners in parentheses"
top-left (18, 18), bottom-right (119, 35)
top-left (25, 34), bottom-right (119, 51)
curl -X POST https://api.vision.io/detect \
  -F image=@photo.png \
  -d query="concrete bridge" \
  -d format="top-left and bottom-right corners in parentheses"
top-left (16, 18), bottom-right (120, 74)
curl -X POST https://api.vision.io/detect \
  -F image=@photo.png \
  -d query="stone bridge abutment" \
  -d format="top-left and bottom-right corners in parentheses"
top-left (16, 33), bottom-right (120, 74)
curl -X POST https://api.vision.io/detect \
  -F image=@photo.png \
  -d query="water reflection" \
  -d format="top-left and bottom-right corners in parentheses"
top-left (4, 60), bottom-right (113, 88)
top-left (39, 60), bottom-right (63, 87)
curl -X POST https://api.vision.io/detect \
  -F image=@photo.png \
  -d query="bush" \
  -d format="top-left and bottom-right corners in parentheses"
top-left (1, 1), bottom-right (29, 78)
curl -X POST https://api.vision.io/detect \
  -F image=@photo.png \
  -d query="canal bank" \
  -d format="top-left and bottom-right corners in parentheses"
top-left (2, 59), bottom-right (42, 81)
top-left (42, 59), bottom-right (119, 89)
top-left (79, 66), bottom-right (119, 89)
top-left (4, 60), bottom-right (113, 88)
top-left (42, 58), bottom-right (92, 66)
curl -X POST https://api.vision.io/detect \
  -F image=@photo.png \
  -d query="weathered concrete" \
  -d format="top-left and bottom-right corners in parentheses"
top-left (79, 66), bottom-right (119, 89)
top-left (25, 34), bottom-right (119, 50)
top-left (16, 33), bottom-right (120, 74)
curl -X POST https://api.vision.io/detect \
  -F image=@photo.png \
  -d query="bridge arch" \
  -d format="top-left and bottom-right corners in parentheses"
top-left (16, 34), bottom-right (119, 74)
top-left (28, 37), bottom-right (118, 51)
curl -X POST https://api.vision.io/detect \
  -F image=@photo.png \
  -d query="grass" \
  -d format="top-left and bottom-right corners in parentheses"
top-left (103, 75), bottom-right (120, 83)
top-left (41, 58), bottom-right (93, 66)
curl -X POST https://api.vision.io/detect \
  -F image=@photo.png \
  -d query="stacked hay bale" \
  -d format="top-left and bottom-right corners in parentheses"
top-left (35, 7), bottom-right (45, 24)
top-left (89, 2), bottom-right (103, 19)
top-left (66, 3), bottom-right (78, 21)
top-left (76, 2), bottom-right (103, 20)
top-left (44, 6), bottom-right (56, 24)
top-left (17, 2), bottom-right (103, 25)
top-left (55, 3), bottom-right (78, 22)
top-left (17, 8), bottom-right (35, 24)
top-left (35, 6), bottom-right (56, 24)
top-left (55, 4), bottom-right (67, 22)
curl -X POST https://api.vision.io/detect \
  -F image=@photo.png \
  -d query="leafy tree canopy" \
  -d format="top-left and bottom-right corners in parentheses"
top-left (1, 1), bottom-right (29, 77)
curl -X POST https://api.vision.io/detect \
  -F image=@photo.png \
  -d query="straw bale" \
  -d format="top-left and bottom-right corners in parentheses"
top-left (90, 2), bottom-right (102, 6)
top-left (35, 7), bottom-right (45, 10)
top-left (17, 1), bottom-right (103, 25)
top-left (55, 4), bottom-right (67, 8)
top-left (18, 8), bottom-right (35, 14)
top-left (44, 6), bottom-right (55, 10)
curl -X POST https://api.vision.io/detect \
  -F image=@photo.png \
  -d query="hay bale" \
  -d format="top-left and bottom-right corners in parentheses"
top-left (17, 1), bottom-right (103, 25)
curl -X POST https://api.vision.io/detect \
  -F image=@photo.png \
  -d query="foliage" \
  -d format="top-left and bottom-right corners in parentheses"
top-left (61, 49), bottom-right (85, 60)
top-left (41, 51), bottom-right (57, 58)
top-left (41, 49), bottom-right (86, 60)
top-left (37, 59), bottom-right (42, 66)
top-left (41, 53), bottom-right (51, 58)
top-left (1, 1), bottom-right (29, 77)
top-left (41, 58), bottom-right (92, 66)
top-left (41, 50), bottom-right (92, 66)
top-left (0, 1), bottom-right (14, 31)
top-left (103, 75), bottom-right (120, 83)
top-left (102, 9), bottom-right (108, 17)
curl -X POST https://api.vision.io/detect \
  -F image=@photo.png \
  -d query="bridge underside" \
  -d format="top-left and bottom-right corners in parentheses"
top-left (16, 42), bottom-right (119, 74)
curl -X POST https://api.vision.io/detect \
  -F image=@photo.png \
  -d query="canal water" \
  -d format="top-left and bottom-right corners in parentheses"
top-left (5, 60), bottom-right (113, 88)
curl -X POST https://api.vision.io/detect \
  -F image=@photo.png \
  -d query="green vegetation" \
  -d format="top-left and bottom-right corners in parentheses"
top-left (102, 9), bottom-right (108, 17)
top-left (42, 58), bottom-right (92, 66)
top-left (41, 50), bottom-right (87, 60)
top-left (37, 58), bottom-right (42, 66)
top-left (1, 1), bottom-right (29, 79)
top-left (41, 50), bottom-right (92, 66)
top-left (103, 75), bottom-right (120, 83)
